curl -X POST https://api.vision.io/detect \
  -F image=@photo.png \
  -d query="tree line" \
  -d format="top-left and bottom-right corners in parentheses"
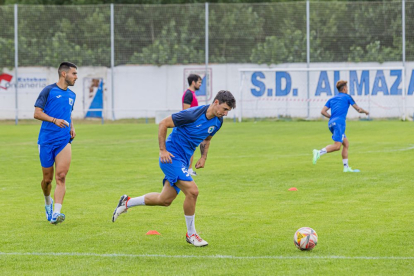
top-left (0, 1), bottom-right (411, 68)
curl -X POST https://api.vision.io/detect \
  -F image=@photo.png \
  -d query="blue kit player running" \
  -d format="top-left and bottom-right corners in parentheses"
top-left (112, 90), bottom-right (236, 247)
top-left (34, 62), bottom-right (78, 224)
top-left (313, 80), bottom-right (369, 172)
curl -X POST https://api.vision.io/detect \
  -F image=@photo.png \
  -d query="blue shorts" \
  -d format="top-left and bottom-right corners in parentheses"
top-left (38, 137), bottom-right (70, 168)
top-left (159, 156), bottom-right (193, 194)
top-left (328, 122), bottom-right (346, 143)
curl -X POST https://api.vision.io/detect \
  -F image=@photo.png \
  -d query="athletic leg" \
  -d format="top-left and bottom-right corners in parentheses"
top-left (313, 123), bottom-right (343, 164)
top-left (41, 166), bottom-right (54, 201)
top-left (41, 166), bottom-right (54, 221)
top-left (175, 180), bottom-right (198, 216)
top-left (112, 180), bottom-right (178, 222)
top-left (139, 180), bottom-right (178, 207)
top-left (54, 143), bottom-right (71, 205)
top-left (313, 142), bottom-right (342, 164)
top-left (326, 142), bottom-right (342, 153)
top-left (175, 180), bottom-right (207, 247)
top-left (342, 138), bottom-right (356, 172)
top-left (50, 143), bottom-right (71, 224)
top-left (342, 138), bottom-right (349, 160)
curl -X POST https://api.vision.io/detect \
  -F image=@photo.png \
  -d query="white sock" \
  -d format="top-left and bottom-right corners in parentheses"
top-left (53, 203), bottom-right (62, 214)
top-left (45, 195), bottom-right (52, 205)
top-left (127, 196), bottom-right (145, 208)
top-left (343, 159), bottom-right (349, 168)
top-left (320, 148), bottom-right (327, 156)
top-left (185, 215), bottom-right (196, 236)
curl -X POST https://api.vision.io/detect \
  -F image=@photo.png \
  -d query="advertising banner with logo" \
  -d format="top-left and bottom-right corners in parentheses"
top-left (0, 71), bottom-right (49, 119)
top-left (1, 63), bottom-right (413, 120)
top-left (240, 67), bottom-right (413, 119)
top-left (83, 78), bottom-right (104, 118)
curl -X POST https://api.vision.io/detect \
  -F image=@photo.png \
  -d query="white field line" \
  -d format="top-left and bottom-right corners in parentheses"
top-left (0, 252), bottom-right (413, 260)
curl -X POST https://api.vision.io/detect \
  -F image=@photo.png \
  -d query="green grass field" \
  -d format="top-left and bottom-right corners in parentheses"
top-left (0, 120), bottom-right (413, 275)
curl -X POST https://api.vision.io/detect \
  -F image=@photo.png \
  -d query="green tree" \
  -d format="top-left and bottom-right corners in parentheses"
top-left (208, 4), bottom-right (265, 63)
top-left (116, 4), bottom-right (205, 65)
top-left (0, 5), bottom-right (15, 68)
top-left (348, 41), bottom-right (400, 63)
top-left (16, 5), bottom-right (110, 66)
top-left (129, 19), bottom-right (204, 65)
top-left (1, 1), bottom-right (409, 68)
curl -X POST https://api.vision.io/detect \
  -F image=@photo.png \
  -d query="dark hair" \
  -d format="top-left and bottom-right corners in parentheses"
top-left (187, 74), bottom-right (201, 86)
top-left (58, 62), bottom-right (77, 77)
top-left (336, 80), bottom-right (347, 92)
top-left (213, 90), bottom-right (236, 109)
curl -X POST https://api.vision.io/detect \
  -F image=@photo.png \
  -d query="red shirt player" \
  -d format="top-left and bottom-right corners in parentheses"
top-left (182, 74), bottom-right (202, 110)
top-left (182, 74), bottom-right (202, 175)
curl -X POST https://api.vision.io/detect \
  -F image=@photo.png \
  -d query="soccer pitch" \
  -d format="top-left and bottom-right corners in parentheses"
top-left (0, 120), bottom-right (413, 275)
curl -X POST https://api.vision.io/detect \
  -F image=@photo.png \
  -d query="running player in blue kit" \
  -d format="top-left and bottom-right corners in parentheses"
top-left (34, 62), bottom-right (77, 224)
top-left (312, 80), bottom-right (369, 172)
top-left (112, 90), bottom-right (236, 247)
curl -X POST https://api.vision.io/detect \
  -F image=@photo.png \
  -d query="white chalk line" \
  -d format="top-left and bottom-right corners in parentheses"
top-left (0, 252), bottom-right (413, 260)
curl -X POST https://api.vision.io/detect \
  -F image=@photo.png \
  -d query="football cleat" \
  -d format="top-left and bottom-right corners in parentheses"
top-left (45, 199), bottom-right (53, 221)
top-left (50, 213), bottom-right (65, 224)
top-left (343, 167), bottom-right (360, 173)
top-left (186, 232), bottom-right (208, 247)
top-left (112, 194), bottom-right (130, 222)
top-left (312, 149), bottom-right (320, 165)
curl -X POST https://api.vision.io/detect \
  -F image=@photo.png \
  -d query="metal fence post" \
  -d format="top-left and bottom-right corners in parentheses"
top-left (238, 71), bottom-right (244, 123)
top-left (205, 2), bottom-right (209, 106)
top-left (14, 4), bottom-right (18, 125)
top-left (306, 0), bottom-right (310, 119)
top-left (402, 0), bottom-right (406, 121)
top-left (111, 3), bottom-right (115, 121)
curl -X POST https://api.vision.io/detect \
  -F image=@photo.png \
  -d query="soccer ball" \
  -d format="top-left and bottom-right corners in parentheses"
top-left (294, 227), bottom-right (318, 251)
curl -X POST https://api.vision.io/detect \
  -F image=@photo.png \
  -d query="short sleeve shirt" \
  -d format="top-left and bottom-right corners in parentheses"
top-left (167, 105), bottom-right (223, 161)
top-left (34, 83), bottom-right (76, 145)
top-left (325, 93), bottom-right (356, 125)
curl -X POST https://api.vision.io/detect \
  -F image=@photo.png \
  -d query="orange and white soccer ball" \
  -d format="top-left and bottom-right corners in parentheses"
top-left (294, 227), bottom-right (318, 251)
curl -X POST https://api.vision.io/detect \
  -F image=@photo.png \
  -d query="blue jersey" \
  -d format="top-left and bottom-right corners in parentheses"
top-left (34, 83), bottom-right (76, 145)
top-left (167, 105), bottom-right (223, 161)
top-left (325, 93), bottom-right (356, 125)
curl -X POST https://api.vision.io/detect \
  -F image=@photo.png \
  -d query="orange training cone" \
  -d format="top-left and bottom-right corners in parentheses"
top-left (288, 187), bottom-right (298, 191)
top-left (146, 230), bottom-right (161, 235)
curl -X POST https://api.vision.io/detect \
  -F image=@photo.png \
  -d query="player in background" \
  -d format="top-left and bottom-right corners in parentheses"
top-left (312, 80), bottom-right (369, 172)
top-left (34, 62), bottom-right (77, 224)
top-left (112, 91), bottom-right (236, 247)
top-left (182, 74), bottom-right (202, 176)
